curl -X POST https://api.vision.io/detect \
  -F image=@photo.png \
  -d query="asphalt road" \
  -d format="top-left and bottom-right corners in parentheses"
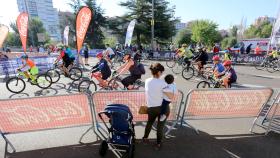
top-left (0, 59), bottom-right (279, 158)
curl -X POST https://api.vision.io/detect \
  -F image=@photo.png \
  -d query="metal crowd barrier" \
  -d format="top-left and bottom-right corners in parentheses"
top-left (0, 93), bottom-right (94, 158)
top-left (264, 93), bottom-right (280, 134)
top-left (0, 56), bottom-right (57, 78)
top-left (179, 88), bottom-right (274, 134)
top-left (91, 90), bottom-right (184, 139)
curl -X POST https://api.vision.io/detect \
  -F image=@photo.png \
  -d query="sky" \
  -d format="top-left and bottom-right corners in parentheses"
top-left (0, 0), bottom-right (279, 30)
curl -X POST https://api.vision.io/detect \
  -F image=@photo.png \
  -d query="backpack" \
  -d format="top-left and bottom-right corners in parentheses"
top-left (131, 63), bottom-right (145, 75)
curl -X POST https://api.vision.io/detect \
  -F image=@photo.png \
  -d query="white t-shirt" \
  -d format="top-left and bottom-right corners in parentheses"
top-left (163, 83), bottom-right (177, 101)
top-left (106, 47), bottom-right (115, 55)
top-left (145, 78), bottom-right (167, 107)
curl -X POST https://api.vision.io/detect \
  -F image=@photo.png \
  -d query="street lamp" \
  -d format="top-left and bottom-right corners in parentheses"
top-left (151, 0), bottom-right (154, 52)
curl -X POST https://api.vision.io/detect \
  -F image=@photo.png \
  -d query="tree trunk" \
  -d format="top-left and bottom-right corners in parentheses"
top-left (136, 31), bottom-right (141, 47)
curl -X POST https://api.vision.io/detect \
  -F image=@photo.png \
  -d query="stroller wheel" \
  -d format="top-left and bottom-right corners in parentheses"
top-left (99, 141), bottom-right (108, 157)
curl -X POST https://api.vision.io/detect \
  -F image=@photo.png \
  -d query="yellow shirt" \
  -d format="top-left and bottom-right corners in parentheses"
top-left (271, 50), bottom-right (279, 58)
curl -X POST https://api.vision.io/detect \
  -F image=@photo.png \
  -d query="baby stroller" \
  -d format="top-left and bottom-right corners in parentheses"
top-left (98, 104), bottom-right (135, 158)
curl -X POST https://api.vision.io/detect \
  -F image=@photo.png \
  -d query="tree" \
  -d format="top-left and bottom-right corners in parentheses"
top-left (4, 32), bottom-right (21, 47)
top-left (221, 37), bottom-right (237, 49)
top-left (69, 0), bottom-right (107, 48)
top-left (117, 0), bottom-right (178, 46)
top-left (230, 25), bottom-right (238, 37)
top-left (9, 17), bottom-right (50, 47)
top-left (175, 27), bottom-right (192, 46)
top-left (244, 20), bottom-right (272, 38)
top-left (191, 20), bottom-right (221, 47)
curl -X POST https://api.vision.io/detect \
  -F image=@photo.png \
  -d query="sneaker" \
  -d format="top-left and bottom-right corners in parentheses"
top-left (142, 138), bottom-right (149, 145)
top-left (154, 143), bottom-right (162, 151)
top-left (160, 114), bottom-right (167, 122)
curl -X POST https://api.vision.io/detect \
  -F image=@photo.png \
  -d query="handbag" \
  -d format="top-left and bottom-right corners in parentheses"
top-left (138, 106), bottom-right (148, 114)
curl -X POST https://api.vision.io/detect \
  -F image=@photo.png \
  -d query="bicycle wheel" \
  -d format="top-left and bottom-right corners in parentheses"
top-left (6, 77), bottom-right (26, 94)
top-left (172, 62), bottom-right (183, 74)
top-left (108, 77), bottom-right (125, 90)
top-left (46, 69), bottom-right (60, 83)
top-left (69, 67), bottom-right (83, 81)
top-left (78, 79), bottom-right (97, 93)
top-left (254, 61), bottom-right (265, 70)
top-left (266, 62), bottom-right (278, 73)
top-left (197, 81), bottom-right (211, 88)
top-left (36, 74), bottom-right (52, 89)
top-left (166, 59), bottom-right (176, 68)
top-left (182, 67), bottom-right (195, 80)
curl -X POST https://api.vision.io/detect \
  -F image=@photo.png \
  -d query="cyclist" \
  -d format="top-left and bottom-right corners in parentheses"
top-left (18, 54), bottom-right (39, 84)
top-left (115, 53), bottom-right (145, 90)
top-left (194, 47), bottom-right (209, 74)
top-left (91, 52), bottom-right (111, 87)
top-left (176, 44), bottom-right (194, 67)
top-left (54, 46), bottom-right (75, 77)
top-left (104, 44), bottom-right (115, 66)
top-left (222, 60), bottom-right (237, 88)
top-left (212, 56), bottom-right (225, 78)
top-left (224, 50), bottom-right (232, 61)
top-left (268, 47), bottom-right (279, 61)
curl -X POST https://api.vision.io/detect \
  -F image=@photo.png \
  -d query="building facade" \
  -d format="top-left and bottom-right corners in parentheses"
top-left (17, 0), bottom-right (61, 42)
top-left (175, 22), bottom-right (187, 31)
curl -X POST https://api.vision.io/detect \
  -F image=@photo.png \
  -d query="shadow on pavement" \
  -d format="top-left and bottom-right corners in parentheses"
top-left (7, 127), bottom-right (280, 158)
top-left (9, 93), bottom-right (29, 99)
top-left (34, 88), bottom-right (58, 96)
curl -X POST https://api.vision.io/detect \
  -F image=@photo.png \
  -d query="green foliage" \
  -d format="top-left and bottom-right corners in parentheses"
top-left (230, 25), bottom-right (238, 37)
top-left (175, 27), bottom-right (192, 46)
top-left (4, 32), bottom-right (21, 46)
top-left (244, 21), bottom-right (272, 38)
top-left (191, 20), bottom-right (221, 47)
top-left (115, 0), bottom-right (178, 46)
top-left (103, 36), bottom-right (117, 47)
top-left (221, 37), bottom-right (237, 49)
top-left (69, 0), bottom-right (107, 49)
top-left (58, 12), bottom-right (76, 47)
top-left (9, 17), bottom-right (49, 47)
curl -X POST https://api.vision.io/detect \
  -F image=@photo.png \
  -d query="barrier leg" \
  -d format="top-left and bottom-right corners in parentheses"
top-left (181, 120), bottom-right (199, 134)
top-left (1, 133), bottom-right (16, 158)
top-left (79, 126), bottom-right (94, 144)
top-left (165, 121), bottom-right (178, 136)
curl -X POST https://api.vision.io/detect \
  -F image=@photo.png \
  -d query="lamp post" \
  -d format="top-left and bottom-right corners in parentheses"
top-left (151, 0), bottom-right (155, 52)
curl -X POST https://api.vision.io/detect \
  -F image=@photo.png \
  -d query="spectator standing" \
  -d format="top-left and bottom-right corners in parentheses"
top-left (83, 43), bottom-right (89, 66)
top-left (246, 44), bottom-right (252, 54)
top-left (143, 63), bottom-right (168, 150)
top-left (254, 43), bottom-right (262, 55)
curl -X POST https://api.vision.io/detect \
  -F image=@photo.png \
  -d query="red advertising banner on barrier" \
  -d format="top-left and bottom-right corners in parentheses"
top-left (185, 89), bottom-right (273, 118)
top-left (92, 91), bottom-right (183, 122)
top-left (76, 7), bottom-right (92, 53)
top-left (0, 94), bottom-right (92, 133)
top-left (16, 12), bottom-right (28, 53)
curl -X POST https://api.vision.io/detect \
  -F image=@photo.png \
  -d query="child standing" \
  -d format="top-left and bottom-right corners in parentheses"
top-left (160, 74), bottom-right (177, 122)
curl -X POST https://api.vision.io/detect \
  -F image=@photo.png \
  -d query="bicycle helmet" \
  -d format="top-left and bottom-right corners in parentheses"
top-left (224, 50), bottom-right (229, 53)
top-left (212, 55), bottom-right (220, 61)
top-left (223, 60), bottom-right (232, 66)
top-left (96, 52), bottom-right (103, 58)
top-left (21, 54), bottom-right (28, 59)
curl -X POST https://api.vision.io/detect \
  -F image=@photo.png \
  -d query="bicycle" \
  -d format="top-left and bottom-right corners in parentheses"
top-left (78, 72), bottom-right (113, 93)
top-left (266, 59), bottom-right (280, 73)
top-left (181, 62), bottom-right (212, 80)
top-left (6, 69), bottom-right (53, 94)
top-left (166, 56), bottom-right (189, 74)
top-left (196, 75), bottom-right (227, 89)
top-left (107, 74), bottom-right (145, 91)
top-left (46, 63), bottom-right (83, 83)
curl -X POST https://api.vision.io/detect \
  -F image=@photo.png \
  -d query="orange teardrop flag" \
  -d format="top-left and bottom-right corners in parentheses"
top-left (76, 7), bottom-right (92, 54)
top-left (17, 12), bottom-right (29, 53)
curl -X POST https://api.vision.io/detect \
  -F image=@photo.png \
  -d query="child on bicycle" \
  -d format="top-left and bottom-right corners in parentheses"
top-left (54, 46), bottom-right (75, 77)
top-left (212, 56), bottom-right (225, 78)
top-left (160, 74), bottom-right (177, 122)
top-left (222, 60), bottom-right (237, 88)
top-left (91, 52), bottom-right (111, 87)
top-left (18, 54), bottom-right (39, 83)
